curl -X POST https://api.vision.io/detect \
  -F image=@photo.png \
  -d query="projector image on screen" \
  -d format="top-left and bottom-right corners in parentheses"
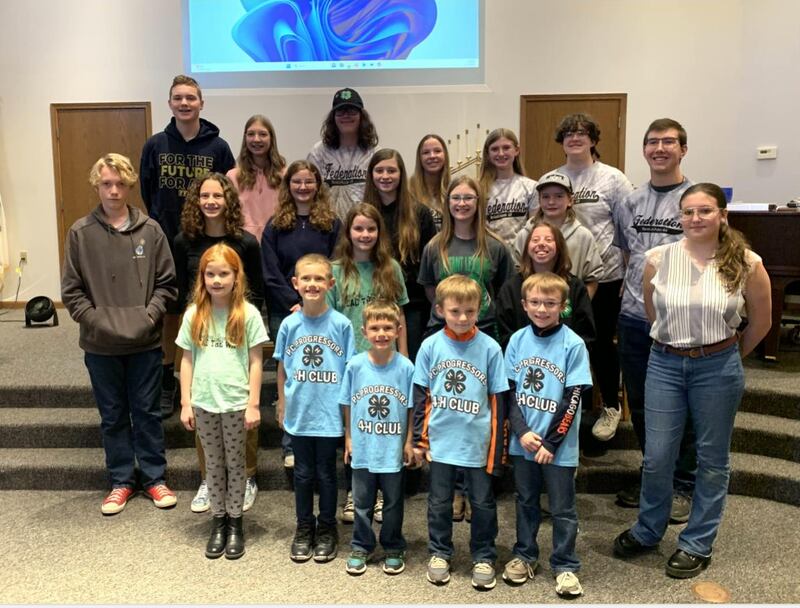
top-left (185, 0), bottom-right (482, 83)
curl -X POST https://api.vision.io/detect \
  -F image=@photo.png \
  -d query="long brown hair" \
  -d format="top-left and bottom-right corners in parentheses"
top-left (478, 128), bottom-right (526, 196)
top-left (333, 203), bottom-right (402, 305)
top-left (189, 243), bottom-right (248, 347)
top-left (272, 160), bottom-right (336, 232)
top-left (680, 183), bottom-right (750, 293)
top-left (181, 173), bottom-right (243, 239)
top-left (409, 134), bottom-right (451, 217)
top-left (235, 114), bottom-right (286, 191)
top-left (519, 220), bottom-right (572, 279)
top-left (363, 148), bottom-right (420, 265)
top-left (430, 175), bottom-right (501, 274)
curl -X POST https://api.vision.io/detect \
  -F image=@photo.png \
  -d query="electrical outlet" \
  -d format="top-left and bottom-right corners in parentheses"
top-left (19, 250), bottom-right (28, 263)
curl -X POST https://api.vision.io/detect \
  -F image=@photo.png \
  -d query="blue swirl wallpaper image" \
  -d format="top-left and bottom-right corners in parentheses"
top-left (231, 0), bottom-right (438, 63)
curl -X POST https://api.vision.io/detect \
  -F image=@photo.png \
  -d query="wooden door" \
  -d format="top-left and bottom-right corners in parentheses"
top-left (51, 103), bottom-right (151, 265)
top-left (519, 94), bottom-right (627, 180)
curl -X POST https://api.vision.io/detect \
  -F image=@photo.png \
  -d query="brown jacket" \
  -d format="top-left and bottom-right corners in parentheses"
top-left (61, 205), bottom-right (177, 355)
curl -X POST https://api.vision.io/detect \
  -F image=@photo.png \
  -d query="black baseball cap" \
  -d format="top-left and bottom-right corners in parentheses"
top-left (332, 88), bottom-right (364, 111)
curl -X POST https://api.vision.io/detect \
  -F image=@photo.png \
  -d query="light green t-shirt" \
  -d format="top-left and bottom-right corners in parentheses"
top-left (326, 260), bottom-right (409, 352)
top-left (176, 302), bottom-right (268, 413)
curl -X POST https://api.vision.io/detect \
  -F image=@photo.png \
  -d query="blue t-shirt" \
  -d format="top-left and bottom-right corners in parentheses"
top-left (274, 307), bottom-right (356, 437)
top-left (413, 329), bottom-right (508, 468)
top-left (339, 352), bottom-right (415, 473)
top-left (505, 324), bottom-right (592, 467)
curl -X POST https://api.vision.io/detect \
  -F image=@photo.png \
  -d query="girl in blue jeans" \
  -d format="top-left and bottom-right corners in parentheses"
top-left (612, 183), bottom-right (771, 578)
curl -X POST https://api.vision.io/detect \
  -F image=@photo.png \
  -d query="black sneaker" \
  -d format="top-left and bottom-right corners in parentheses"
top-left (613, 529), bottom-right (658, 558)
top-left (665, 549), bottom-right (710, 579)
top-left (616, 483), bottom-right (641, 508)
top-left (313, 524), bottom-right (338, 562)
top-left (290, 523), bottom-right (315, 562)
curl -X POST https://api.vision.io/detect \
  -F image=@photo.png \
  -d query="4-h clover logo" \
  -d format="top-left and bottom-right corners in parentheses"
top-left (444, 370), bottom-right (466, 394)
top-left (340, 89), bottom-right (352, 100)
top-left (523, 367), bottom-right (545, 392)
top-left (367, 395), bottom-right (390, 419)
top-left (302, 344), bottom-right (324, 367)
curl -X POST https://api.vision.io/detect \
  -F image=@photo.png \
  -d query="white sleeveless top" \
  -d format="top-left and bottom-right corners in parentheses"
top-left (646, 239), bottom-right (760, 348)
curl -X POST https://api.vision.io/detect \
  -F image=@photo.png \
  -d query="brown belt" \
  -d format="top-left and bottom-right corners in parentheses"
top-left (653, 334), bottom-right (739, 359)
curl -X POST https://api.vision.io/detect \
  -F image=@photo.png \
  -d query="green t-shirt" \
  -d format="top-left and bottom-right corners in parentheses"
top-left (326, 260), bottom-right (409, 352)
top-left (176, 302), bottom-right (268, 413)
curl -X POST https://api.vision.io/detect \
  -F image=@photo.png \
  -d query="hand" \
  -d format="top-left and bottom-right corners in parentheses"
top-left (180, 405), bottom-right (195, 432)
top-left (344, 437), bottom-right (352, 464)
top-left (244, 406), bottom-right (261, 430)
top-left (519, 431), bottom-right (542, 453)
top-left (412, 447), bottom-right (431, 465)
top-left (403, 442), bottom-right (415, 467)
top-left (290, 303), bottom-right (302, 313)
top-left (534, 445), bottom-right (554, 465)
top-left (276, 401), bottom-right (285, 430)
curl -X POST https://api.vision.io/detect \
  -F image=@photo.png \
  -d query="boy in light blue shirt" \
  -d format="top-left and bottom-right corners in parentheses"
top-left (275, 254), bottom-right (356, 564)
top-left (503, 272), bottom-right (592, 598)
top-left (340, 301), bottom-right (415, 576)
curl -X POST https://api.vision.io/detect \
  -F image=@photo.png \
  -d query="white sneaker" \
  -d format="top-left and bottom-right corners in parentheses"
top-left (191, 480), bottom-right (210, 513)
top-left (243, 476), bottom-right (258, 512)
top-left (555, 571), bottom-right (583, 597)
top-left (342, 491), bottom-right (354, 523)
top-left (284, 453), bottom-right (295, 468)
top-left (592, 405), bottom-right (622, 441)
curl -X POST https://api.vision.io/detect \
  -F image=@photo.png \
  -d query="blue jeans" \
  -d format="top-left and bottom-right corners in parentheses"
top-left (84, 348), bottom-right (165, 489)
top-left (618, 314), bottom-right (696, 495)
top-left (428, 462), bottom-right (497, 563)
top-left (290, 434), bottom-right (339, 528)
top-left (351, 469), bottom-right (406, 553)
top-left (511, 456), bottom-right (579, 573)
top-left (631, 344), bottom-right (744, 557)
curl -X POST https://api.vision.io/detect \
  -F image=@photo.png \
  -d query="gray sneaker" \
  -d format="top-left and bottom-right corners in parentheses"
top-left (555, 571), bottom-right (583, 597)
top-left (191, 480), bottom-right (210, 513)
top-left (341, 491), bottom-right (355, 524)
top-left (427, 555), bottom-right (451, 585)
top-left (472, 562), bottom-right (496, 590)
top-left (592, 405), bottom-right (622, 441)
top-left (502, 557), bottom-right (535, 584)
top-left (243, 476), bottom-right (257, 512)
top-left (670, 493), bottom-right (691, 524)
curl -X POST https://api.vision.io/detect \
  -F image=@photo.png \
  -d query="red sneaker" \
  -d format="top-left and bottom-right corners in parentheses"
top-left (101, 487), bottom-right (135, 515)
top-left (145, 483), bottom-right (177, 509)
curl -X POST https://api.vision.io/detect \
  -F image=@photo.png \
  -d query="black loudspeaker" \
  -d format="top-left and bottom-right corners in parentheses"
top-left (25, 296), bottom-right (59, 327)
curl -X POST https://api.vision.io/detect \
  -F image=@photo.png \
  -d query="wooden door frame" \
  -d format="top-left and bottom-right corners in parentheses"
top-left (50, 102), bottom-right (152, 264)
top-left (519, 93), bottom-right (628, 173)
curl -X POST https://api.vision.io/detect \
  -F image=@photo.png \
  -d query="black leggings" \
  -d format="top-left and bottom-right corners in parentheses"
top-left (589, 280), bottom-right (623, 408)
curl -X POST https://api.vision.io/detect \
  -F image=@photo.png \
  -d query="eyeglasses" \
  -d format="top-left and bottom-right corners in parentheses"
top-left (564, 129), bottom-right (589, 139)
top-left (450, 195), bottom-right (478, 202)
top-left (645, 137), bottom-right (680, 148)
top-left (525, 299), bottom-right (561, 309)
top-left (680, 206), bottom-right (719, 219)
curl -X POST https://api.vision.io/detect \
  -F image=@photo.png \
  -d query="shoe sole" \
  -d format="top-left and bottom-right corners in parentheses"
top-left (669, 514), bottom-right (690, 525)
top-left (191, 503), bottom-right (210, 513)
top-left (556, 589), bottom-right (583, 597)
top-left (472, 578), bottom-right (496, 590)
top-left (313, 551), bottom-right (338, 563)
top-left (152, 500), bottom-right (177, 509)
top-left (225, 550), bottom-right (245, 560)
top-left (427, 573), bottom-right (450, 585)
top-left (290, 552), bottom-right (313, 563)
top-left (666, 558), bottom-right (710, 579)
top-left (452, 513), bottom-right (465, 522)
top-left (592, 429), bottom-right (616, 441)
top-left (205, 550), bottom-right (224, 559)
top-left (101, 506), bottom-right (126, 515)
top-left (346, 566), bottom-right (367, 576)
top-left (502, 572), bottom-right (529, 585)
top-left (383, 564), bottom-right (405, 575)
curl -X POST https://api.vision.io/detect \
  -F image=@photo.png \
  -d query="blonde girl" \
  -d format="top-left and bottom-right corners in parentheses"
top-left (177, 243), bottom-right (268, 560)
top-left (478, 128), bottom-right (538, 248)
top-left (226, 114), bottom-right (286, 243)
top-left (409, 134), bottom-right (451, 230)
top-left (363, 148), bottom-right (437, 360)
top-left (418, 175), bottom-right (513, 340)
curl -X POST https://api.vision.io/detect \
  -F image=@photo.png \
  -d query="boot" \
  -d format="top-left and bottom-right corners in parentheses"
top-left (225, 515), bottom-right (245, 560)
top-left (205, 515), bottom-right (227, 559)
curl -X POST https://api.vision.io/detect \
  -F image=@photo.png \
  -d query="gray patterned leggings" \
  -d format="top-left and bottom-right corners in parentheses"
top-left (194, 408), bottom-right (246, 517)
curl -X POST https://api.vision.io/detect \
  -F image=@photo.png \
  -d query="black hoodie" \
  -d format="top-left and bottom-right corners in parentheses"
top-left (61, 205), bottom-right (177, 356)
top-left (139, 117), bottom-right (235, 244)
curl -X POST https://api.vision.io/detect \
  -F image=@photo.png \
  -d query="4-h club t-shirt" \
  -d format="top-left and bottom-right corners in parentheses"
top-left (413, 330), bottom-right (508, 468)
top-left (339, 352), bottom-right (415, 473)
top-left (274, 308), bottom-right (356, 437)
top-left (505, 324), bottom-right (592, 467)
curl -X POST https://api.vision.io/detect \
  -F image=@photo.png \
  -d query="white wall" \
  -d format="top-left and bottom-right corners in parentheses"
top-left (1, 0), bottom-right (798, 302)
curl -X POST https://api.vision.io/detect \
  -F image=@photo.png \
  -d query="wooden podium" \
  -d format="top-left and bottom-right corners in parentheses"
top-left (727, 209), bottom-right (800, 361)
